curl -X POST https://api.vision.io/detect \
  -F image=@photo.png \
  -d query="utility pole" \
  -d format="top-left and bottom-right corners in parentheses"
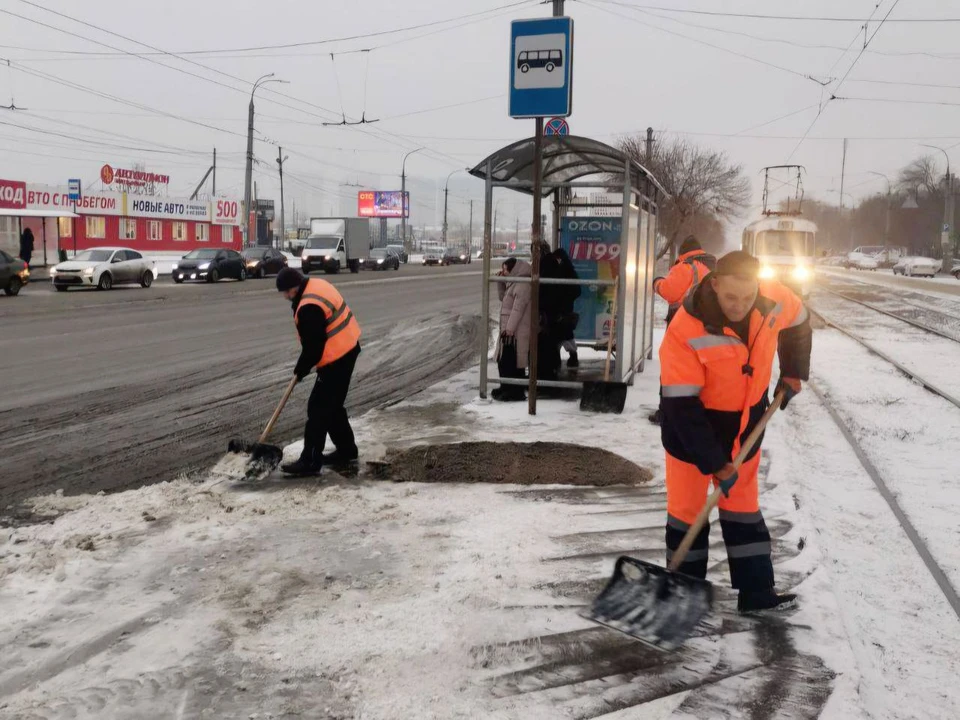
top-left (645, 126), bottom-right (654, 164)
top-left (469, 199), bottom-right (474, 253)
top-left (244, 73), bottom-right (286, 249)
top-left (921, 144), bottom-right (953, 271)
top-left (442, 168), bottom-right (461, 249)
top-left (276, 147), bottom-right (288, 251)
top-left (401, 148), bottom-right (423, 247)
top-left (870, 171), bottom-right (892, 257)
top-left (839, 138), bottom-right (848, 213)
top-left (212, 147), bottom-right (217, 196)
top-left (515, 217), bottom-right (519, 249)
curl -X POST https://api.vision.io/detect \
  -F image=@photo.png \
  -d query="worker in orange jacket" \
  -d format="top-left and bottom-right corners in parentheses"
top-left (654, 236), bottom-right (716, 324)
top-left (658, 251), bottom-right (811, 613)
top-left (649, 236), bottom-right (716, 425)
top-left (276, 268), bottom-right (362, 477)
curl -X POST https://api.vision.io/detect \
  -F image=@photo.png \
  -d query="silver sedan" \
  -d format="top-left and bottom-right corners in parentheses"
top-left (51, 247), bottom-right (157, 292)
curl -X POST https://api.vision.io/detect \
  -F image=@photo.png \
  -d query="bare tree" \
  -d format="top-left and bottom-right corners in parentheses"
top-left (620, 134), bottom-right (751, 259)
top-left (899, 155), bottom-right (942, 198)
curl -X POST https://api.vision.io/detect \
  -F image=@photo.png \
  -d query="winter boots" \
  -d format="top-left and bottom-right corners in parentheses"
top-left (737, 589), bottom-right (798, 614)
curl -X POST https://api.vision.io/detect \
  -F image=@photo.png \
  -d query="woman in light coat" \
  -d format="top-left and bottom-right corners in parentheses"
top-left (493, 258), bottom-right (532, 401)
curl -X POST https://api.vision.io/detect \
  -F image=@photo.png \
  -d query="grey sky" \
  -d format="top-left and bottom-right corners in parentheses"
top-left (1, 0), bottom-right (957, 239)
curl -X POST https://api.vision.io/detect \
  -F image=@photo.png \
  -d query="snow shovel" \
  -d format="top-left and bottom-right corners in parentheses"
top-left (583, 389), bottom-right (786, 651)
top-left (580, 278), bottom-right (626, 414)
top-left (227, 375), bottom-right (298, 471)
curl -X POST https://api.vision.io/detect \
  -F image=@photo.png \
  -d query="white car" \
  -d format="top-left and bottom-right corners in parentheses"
top-left (846, 251), bottom-right (879, 271)
top-left (893, 256), bottom-right (939, 278)
top-left (51, 247), bottom-right (156, 292)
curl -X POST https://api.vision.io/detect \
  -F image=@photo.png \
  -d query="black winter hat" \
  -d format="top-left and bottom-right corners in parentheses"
top-left (679, 235), bottom-right (701, 254)
top-left (276, 267), bottom-right (305, 292)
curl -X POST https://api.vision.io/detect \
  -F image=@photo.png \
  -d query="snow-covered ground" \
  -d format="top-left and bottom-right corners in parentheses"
top-left (4, 295), bottom-right (960, 718)
top-left (819, 266), bottom-right (960, 297)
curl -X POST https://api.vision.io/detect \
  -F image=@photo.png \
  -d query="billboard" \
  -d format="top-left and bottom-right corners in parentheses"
top-left (560, 216), bottom-right (622, 342)
top-left (358, 190), bottom-right (409, 218)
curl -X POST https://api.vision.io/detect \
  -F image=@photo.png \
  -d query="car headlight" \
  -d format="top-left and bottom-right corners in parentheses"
top-left (324, 255), bottom-right (332, 261)
top-left (246, 261), bottom-right (258, 268)
top-left (198, 262), bottom-right (210, 270)
top-left (18, 267), bottom-right (29, 279)
top-left (792, 265), bottom-right (811, 282)
top-left (50, 267), bottom-right (58, 277)
top-left (460, 255), bottom-right (466, 260)
top-left (82, 267), bottom-right (95, 276)
top-left (377, 259), bottom-right (384, 264)
top-left (171, 263), bottom-right (178, 270)
top-left (758, 265), bottom-right (777, 280)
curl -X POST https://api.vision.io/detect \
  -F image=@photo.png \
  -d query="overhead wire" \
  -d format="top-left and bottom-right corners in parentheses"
top-left (585, 2), bottom-right (960, 23)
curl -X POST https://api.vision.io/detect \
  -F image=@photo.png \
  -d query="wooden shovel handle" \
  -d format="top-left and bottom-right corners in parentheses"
top-left (258, 375), bottom-right (299, 444)
top-left (603, 277), bottom-right (619, 382)
top-left (667, 389), bottom-right (786, 572)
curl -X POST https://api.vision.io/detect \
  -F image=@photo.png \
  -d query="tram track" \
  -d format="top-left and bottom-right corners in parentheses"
top-left (808, 306), bottom-right (960, 622)
top-left (816, 285), bottom-right (960, 343)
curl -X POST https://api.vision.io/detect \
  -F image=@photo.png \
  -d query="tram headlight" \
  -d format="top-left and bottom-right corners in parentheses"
top-left (758, 265), bottom-right (777, 280)
top-left (792, 265), bottom-right (811, 282)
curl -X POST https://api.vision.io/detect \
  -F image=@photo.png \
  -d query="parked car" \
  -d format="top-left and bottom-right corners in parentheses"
top-left (441, 248), bottom-right (472, 266)
top-left (386, 244), bottom-right (408, 264)
top-left (422, 250), bottom-right (443, 266)
top-left (845, 251), bottom-right (879, 271)
top-left (243, 247), bottom-right (288, 278)
top-left (361, 247), bottom-right (400, 271)
top-left (172, 248), bottom-right (246, 283)
top-left (52, 247), bottom-right (156, 291)
top-left (893, 256), bottom-right (939, 277)
top-left (0, 249), bottom-right (29, 296)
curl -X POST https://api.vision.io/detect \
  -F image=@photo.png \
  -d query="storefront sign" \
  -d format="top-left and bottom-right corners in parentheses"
top-left (101, 164), bottom-right (170, 188)
top-left (213, 198), bottom-right (242, 225)
top-left (25, 184), bottom-right (124, 215)
top-left (129, 197), bottom-right (209, 221)
top-left (560, 216), bottom-right (622, 341)
top-left (0, 179), bottom-right (26, 210)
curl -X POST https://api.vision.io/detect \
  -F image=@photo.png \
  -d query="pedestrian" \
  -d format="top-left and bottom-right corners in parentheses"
top-left (658, 250), bottom-right (811, 614)
top-left (533, 240), bottom-right (563, 380)
top-left (649, 235), bottom-right (716, 425)
top-left (19, 227), bottom-right (34, 267)
top-left (552, 247), bottom-right (581, 368)
top-left (492, 258), bottom-right (531, 402)
top-left (275, 267), bottom-right (362, 476)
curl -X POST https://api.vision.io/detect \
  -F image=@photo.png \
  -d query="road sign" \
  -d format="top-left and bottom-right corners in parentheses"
top-left (544, 117), bottom-right (569, 136)
top-left (509, 17), bottom-right (573, 119)
top-left (944, 223), bottom-right (951, 232)
top-left (68, 178), bottom-right (81, 201)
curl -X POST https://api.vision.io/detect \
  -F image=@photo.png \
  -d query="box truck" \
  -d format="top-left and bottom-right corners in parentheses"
top-left (301, 218), bottom-right (371, 274)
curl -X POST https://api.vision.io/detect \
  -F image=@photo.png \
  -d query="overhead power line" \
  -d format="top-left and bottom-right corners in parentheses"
top-left (588, 1), bottom-right (960, 23)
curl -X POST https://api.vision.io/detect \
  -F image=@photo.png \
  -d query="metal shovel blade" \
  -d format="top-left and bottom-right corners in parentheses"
top-left (579, 379), bottom-right (628, 414)
top-left (583, 556), bottom-right (713, 652)
top-left (227, 438), bottom-right (284, 470)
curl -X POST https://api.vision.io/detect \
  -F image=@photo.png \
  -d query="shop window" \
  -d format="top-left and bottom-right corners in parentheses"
top-left (172, 222), bottom-right (187, 241)
top-left (148, 221), bottom-right (161, 241)
top-left (58, 217), bottom-right (72, 238)
top-left (196, 223), bottom-right (209, 242)
top-left (86, 216), bottom-right (106, 239)
top-left (220, 224), bottom-right (234, 243)
top-left (121, 218), bottom-right (136, 240)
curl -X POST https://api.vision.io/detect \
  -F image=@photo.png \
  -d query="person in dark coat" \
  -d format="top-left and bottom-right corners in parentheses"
top-left (552, 247), bottom-right (581, 368)
top-left (533, 241), bottom-right (563, 380)
top-left (19, 228), bottom-right (34, 267)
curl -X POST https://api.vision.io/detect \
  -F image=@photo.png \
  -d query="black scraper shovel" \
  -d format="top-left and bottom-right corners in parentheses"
top-left (583, 389), bottom-right (785, 651)
top-left (227, 375), bottom-right (298, 473)
top-left (580, 278), bottom-right (627, 414)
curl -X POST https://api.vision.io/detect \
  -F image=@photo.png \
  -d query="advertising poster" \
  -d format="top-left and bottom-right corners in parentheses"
top-left (357, 190), bottom-right (409, 218)
top-left (560, 216), bottom-right (621, 341)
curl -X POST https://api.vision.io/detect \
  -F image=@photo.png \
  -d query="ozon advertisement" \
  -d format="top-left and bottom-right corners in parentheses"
top-left (561, 216), bottom-right (622, 341)
top-left (213, 198), bottom-right (242, 225)
top-left (0, 179), bottom-right (26, 210)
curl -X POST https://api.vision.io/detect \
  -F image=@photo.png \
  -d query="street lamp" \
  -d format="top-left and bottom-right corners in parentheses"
top-left (869, 171), bottom-right (893, 256)
top-left (920, 144), bottom-right (953, 272)
top-left (276, 150), bottom-right (289, 251)
top-left (400, 148), bottom-right (424, 248)
top-left (442, 168), bottom-right (469, 250)
top-left (244, 73), bottom-right (287, 248)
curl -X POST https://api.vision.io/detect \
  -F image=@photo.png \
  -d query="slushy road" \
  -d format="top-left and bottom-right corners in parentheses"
top-left (1, 265), bottom-right (483, 513)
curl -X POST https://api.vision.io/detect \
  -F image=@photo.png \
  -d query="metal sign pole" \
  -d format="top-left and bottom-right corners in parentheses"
top-left (529, 116), bottom-right (544, 415)
top-left (480, 161), bottom-right (493, 399)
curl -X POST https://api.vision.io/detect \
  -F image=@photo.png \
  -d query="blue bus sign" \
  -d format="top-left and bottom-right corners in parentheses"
top-left (68, 178), bottom-right (81, 201)
top-left (509, 17), bottom-right (573, 119)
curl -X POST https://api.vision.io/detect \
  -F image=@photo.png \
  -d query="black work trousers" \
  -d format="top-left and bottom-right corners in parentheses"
top-left (302, 344), bottom-right (360, 462)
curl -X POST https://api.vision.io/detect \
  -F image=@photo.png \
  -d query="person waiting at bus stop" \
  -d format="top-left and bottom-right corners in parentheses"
top-left (276, 268), bottom-right (362, 476)
top-left (658, 250), bottom-right (811, 613)
top-left (649, 236), bottom-right (716, 425)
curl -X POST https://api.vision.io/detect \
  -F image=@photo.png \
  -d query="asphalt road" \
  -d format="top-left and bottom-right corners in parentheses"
top-left (1, 265), bottom-right (484, 515)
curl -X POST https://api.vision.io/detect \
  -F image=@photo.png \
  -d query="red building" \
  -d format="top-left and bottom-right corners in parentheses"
top-left (0, 178), bottom-right (243, 264)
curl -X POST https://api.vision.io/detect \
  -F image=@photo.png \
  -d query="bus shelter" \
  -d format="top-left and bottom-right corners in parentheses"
top-left (470, 135), bottom-right (668, 403)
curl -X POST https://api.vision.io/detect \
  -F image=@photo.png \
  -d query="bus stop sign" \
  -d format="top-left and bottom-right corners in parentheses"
top-left (509, 17), bottom-right (573, 119)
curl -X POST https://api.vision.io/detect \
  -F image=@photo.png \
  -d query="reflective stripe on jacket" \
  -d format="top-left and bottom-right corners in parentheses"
top-left (295, 278), bottom-right (361, 368)
top-left (658, 277), bottom-right (811, 474)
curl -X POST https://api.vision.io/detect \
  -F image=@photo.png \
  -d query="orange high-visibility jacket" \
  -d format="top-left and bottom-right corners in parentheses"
top-left (295, 278), bottom-right (361, 368)
top-left (654, 250), bottom-right (716, 307)
top-left (658, 277), bottom-right (811, 475)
